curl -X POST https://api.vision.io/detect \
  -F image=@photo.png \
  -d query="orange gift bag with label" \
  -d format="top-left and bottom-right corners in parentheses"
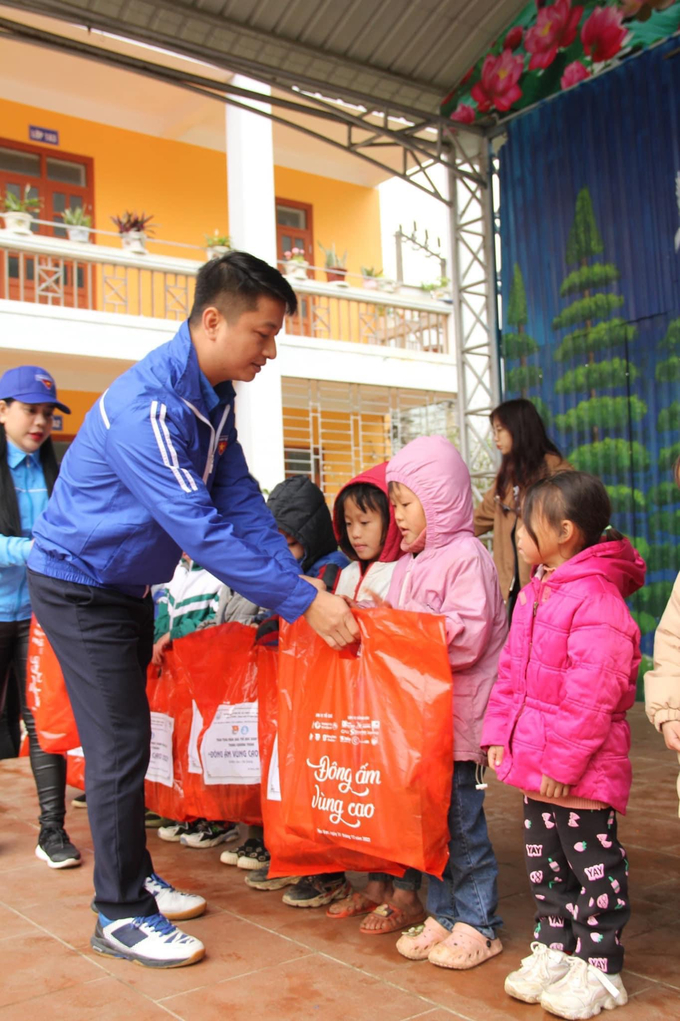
top-left (26, 617), bottom-right (79, 754)
top-left (259, 640), bottom-right (405, 878)
top-left (277, 607), bottom-right (454, 878)
top-left (144, 652), bottom-right (190, 820)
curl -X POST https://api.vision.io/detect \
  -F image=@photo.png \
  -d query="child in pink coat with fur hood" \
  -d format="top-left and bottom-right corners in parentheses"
top-left (482, 471), bottom-right (644, 1021)
top-left (385, 435), bottom-right (508, 970)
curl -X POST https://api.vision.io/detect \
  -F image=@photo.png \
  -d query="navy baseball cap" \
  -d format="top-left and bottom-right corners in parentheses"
top-left (0, 366), bottom-right (71, 414)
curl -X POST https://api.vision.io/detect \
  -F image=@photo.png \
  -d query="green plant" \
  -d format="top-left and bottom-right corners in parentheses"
top-left (361, 266), bottom-right (383, 278)
top-left (318, 242), bottom-right (347, 269)
top-left (3, 185), bottom-right (40, 213)
top-left (204, 230), bottom-right (231, 248)
top-left (111, 211), bottom-right (156, 235)
top-left (283, 247), bottom-right (307, 263)
top-left (61, 206), bottom-right (92, 227)
top-left (420, 275), bottom-right (450, 292)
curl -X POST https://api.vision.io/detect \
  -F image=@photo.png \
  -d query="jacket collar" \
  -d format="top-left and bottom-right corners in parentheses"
top-left (171, 320), bottom-right (235, 413)
top-left (7, 439), bottom-right (35, 469)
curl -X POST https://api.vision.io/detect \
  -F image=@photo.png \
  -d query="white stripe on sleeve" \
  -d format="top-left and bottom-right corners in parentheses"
top-left (149, 400), bottom-right (192, 494)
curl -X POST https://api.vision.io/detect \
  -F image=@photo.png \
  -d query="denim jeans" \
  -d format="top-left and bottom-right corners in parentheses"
top-left (426, 760), bottom-right (501, 939)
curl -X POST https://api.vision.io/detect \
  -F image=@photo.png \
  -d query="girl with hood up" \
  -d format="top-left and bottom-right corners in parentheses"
top-left (483, 472), bottom-right (644, 1019)
top-left (385, 435), bottom-right (508, 969)
top-left (282, 462), bottom-right (419, 918)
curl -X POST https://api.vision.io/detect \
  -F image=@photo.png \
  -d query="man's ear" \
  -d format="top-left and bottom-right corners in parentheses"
top-left (202, 305), bottom-right (222, 339)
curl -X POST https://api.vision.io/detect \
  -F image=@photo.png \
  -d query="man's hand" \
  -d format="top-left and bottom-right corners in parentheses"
top-left (540, 774), bottom-right (571, 799)
top-left (661, 720), bottom-right (680, 752)
top-left (301, 575), bottom-right (325, 593)
top-left (152, 633), bottom-right (171, 667)
top-left (303, 588), bottom-right (360, 649)
top-left (488, 745), bottom-right (504, 771)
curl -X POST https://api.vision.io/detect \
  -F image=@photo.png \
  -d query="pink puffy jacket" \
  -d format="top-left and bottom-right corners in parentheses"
top-left (481, 540), bottom-right (645, 814)
top-left (387, 436), bottom-right (507, 764)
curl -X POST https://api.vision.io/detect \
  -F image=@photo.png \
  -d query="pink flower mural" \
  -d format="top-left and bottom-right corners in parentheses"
top-left (561, 59), bottom-right (591, 88)
top-left (450, 103), bottom-right (477, 123)
top-left (581, 5), bottom-right (628, 61)
top-left (524, 0), bottom-right (584, 68)
top-left (471, 50), bottom-right (524, 112)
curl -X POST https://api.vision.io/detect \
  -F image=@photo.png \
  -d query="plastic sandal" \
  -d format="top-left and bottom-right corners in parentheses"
top-left (396, 916), bottom-right (450, 960)
top-left (428, 921), bottom-right (503, 970)
top-left (326, 890), bottom-right (380, 919)
top-left (359, 901), bottom-right (427, 936)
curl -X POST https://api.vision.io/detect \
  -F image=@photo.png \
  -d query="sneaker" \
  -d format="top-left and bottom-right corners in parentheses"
top-left (282, 874), bottom-right (351, 908)
top-left (158, 821), bottom-right (194, 843)
top-left (144, 872), bottom-right (207, 921)
top-left (71, 793), bottom-right (87, 809)
top-left (180, 821), bottom-right (239, 849)
top-left (505, 942), bottom-right (571, 1004)
top-left (144, 810), bottom-right (166, 829)
top-left (91, 912), bottom-right (205, 968)
top-left (35, 826), bottom-right (82, 869)
top-left (220, 837), bottom-right (268, 868)
top-left (540, 957), bottom-right (628, 1020)
top-left (245, 864), bottom-right (299, 891)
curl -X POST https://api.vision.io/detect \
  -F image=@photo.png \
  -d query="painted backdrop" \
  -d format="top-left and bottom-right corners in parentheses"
top-left (498, 36), bottom-right (680, 681)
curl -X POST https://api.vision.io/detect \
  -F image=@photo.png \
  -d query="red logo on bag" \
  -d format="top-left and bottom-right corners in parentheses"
top-left (232, 724), bottom-right (240, 734)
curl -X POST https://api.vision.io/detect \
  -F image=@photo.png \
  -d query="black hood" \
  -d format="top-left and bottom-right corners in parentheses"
top-left (266, 475), bottom-right (338, 573)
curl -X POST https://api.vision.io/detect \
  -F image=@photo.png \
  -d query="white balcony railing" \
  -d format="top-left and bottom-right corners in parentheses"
top-left (0, 227), bottom-right (452, 355)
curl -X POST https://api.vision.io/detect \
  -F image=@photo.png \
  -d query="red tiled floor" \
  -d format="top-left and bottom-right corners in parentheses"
top-left (0, 705), bottom-right (679, 1020)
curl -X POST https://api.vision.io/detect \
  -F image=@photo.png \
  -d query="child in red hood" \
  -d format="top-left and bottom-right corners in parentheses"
top-left (483, 471), bottom-right (645, 1019)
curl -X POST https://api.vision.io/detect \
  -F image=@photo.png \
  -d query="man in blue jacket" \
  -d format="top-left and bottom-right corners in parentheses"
top-left (28, 251), bottom-right (358, 969)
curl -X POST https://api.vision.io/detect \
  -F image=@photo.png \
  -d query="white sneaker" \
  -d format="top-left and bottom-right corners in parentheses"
top-left (180, 821), bottom-right (238, 848)
top-left (145, 873), bottom-right (207, 921)
top-left (540, 957), bottom-right (628, 1020)
top-left (505, 942), bottom-right (571, 1003)
top-left (157, 822), bottom-right (193, 843)
top-left (91, 912), bottom-right (205, 968)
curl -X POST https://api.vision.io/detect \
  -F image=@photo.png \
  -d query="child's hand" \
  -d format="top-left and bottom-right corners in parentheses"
top-left (540, 774), bottom-right (571, 798)
top-left (152, 633), bottom-right (171, 666)
top-left (487, 746), bottom-right (504, 770)
top-left (662, 720), bottom-right (680, 752)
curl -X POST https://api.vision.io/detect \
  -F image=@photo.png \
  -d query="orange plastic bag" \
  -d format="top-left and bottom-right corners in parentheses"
top-left (144, 653), bottom-right (192, 821)
top-left (26, 617), bottom-right (79, 754)
top-left (66, 747), bottom-right (86, 790)
top-left (259, 641), bottom-right (405, 879)
top-left (278, 608), bottom-right (454, 878)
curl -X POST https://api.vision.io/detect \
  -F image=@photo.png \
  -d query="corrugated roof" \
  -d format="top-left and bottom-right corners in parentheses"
top-left (8, 0), bottom-right (528, 117)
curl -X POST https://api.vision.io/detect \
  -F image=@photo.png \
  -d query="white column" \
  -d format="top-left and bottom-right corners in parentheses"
top-left (227, 76), bottom-right (286, 495)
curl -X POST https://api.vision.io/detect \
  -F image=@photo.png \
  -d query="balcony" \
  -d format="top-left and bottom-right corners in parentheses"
top-left (0, 225), bottom-right (452, 355)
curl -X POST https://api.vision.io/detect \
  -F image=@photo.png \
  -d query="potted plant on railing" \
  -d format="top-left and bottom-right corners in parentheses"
top-left (111, 211), bottom-right (156, 255)
top-left (282, 247), bottom-right (309, 280)
top-left (420, 275), bottom-right (451, 302)
top-left (61, 206), bottom-right (92, 243)
top-left (361, 266), bottom-right (382, 290)
top-left (2, 186), bottom-right (40, 234)
top-left (319, 242), bottom-right (348, 284)
top-left (204, 231), bottom-right (232, 260)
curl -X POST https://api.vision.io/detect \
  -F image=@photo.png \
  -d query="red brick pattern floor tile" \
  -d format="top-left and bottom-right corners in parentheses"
top-left (0, 706), bottom-right (678, 1019)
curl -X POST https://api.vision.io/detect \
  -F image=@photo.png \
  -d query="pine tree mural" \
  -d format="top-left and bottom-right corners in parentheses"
top-left (502, 263), bottom-right (550, 422)
top-left (553, 188), bottom-right (648, 518)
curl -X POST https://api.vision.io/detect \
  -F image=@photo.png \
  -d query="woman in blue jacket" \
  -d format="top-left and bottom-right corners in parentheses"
top-left (0, 366), bottom-right (80, 869)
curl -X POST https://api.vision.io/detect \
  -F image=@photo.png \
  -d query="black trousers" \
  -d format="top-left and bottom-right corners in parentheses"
top-left (523, 796), bottom-right (630, 975)
top-left (0, 617), bottom-right (67, 827)
top-left (28, 570), bottom-right (157, 920)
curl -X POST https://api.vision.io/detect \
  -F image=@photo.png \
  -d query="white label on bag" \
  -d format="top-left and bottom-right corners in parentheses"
top-left (187, 700), bottom-right (203, 775)
top-left (201, 701), bottom-right (260, 786)
top-left (146, 712), bottom-right (174, 788)
top-left (267, 733), bottom-right (282, 802)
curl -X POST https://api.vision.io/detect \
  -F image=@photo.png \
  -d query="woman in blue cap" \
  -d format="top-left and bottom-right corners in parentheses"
top-left (0, 365), bottom-right (81, 868)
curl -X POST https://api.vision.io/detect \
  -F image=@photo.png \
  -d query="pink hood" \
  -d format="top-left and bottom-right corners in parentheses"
top-left (386, 435), bottom-right (474, 549)
top-left (333, 462), bottom-right (403, 564)
top-left (482, 538), bottom-right (645, 814)
top-left (386, 436), bottom-right (507, 764)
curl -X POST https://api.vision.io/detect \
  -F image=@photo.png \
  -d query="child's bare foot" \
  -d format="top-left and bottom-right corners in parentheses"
top-left (360, 889), bottom-right (426, 935)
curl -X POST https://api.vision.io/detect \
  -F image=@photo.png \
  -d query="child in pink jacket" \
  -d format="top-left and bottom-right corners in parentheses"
top-left (386, 435), bottom-right (508, 970)
top-left (483, 471), bottom-right (644, 1020)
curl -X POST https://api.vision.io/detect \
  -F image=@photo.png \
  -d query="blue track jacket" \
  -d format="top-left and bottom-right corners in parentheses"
top-left (29, 321), bottom-right (316, 623)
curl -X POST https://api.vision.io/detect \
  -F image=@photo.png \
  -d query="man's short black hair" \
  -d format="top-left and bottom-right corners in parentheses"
top-left (190, 250), bottom-right (297, 325)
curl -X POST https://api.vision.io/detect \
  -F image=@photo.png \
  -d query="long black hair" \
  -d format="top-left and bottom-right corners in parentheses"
top-left (492, 398), bottom-right (562, 497)
top-left (334, 482), bottom-right (390, 561)
top-left (0, 400), bottom-right (58, 537)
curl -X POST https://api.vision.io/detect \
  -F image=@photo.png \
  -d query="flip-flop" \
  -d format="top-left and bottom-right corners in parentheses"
top-left (359, 901), bottom-right (427, 936)
top-left (326, 890), bottom-right (380, 919)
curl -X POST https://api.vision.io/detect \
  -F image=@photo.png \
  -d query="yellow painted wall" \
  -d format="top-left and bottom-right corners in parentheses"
top-left (56, 390), bottom-right (99, 433)
top-left (274, 166), bottom-right (382, 279)
top-left (0, 99), bottom-right (383, 272)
